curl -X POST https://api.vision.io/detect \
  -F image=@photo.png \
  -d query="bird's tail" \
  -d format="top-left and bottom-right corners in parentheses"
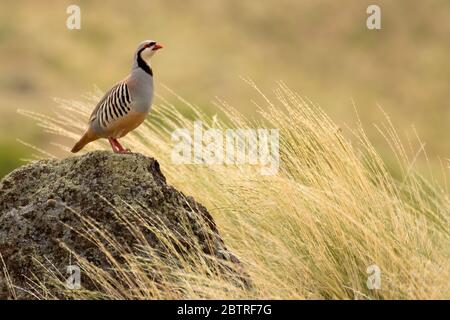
top-left (71, 130), bottom-right (95, 153)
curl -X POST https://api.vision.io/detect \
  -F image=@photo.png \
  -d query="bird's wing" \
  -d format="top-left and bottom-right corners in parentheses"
top-left (89, 80), bottom-right (133, 129)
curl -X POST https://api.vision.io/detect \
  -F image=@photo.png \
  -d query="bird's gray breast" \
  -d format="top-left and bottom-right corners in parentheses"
top-left (129, 69), bottom-right (154, 113)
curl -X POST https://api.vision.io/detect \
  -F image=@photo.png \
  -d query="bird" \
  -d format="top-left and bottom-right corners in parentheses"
top-left (71, 40), bottom-right (163, 154)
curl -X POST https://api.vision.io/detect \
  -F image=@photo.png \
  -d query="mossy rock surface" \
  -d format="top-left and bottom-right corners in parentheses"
top-left (0, 151), bottom-right (244, 299)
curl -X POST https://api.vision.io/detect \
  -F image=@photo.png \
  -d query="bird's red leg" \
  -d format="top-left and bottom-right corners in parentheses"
top-left (112, 138), bottom-right (131, 154)
top-left (108, 138), bottom-right (119, 153)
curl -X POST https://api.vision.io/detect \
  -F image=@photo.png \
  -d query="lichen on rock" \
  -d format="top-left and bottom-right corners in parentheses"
top-left (0, 151), bottom-right (246, 299)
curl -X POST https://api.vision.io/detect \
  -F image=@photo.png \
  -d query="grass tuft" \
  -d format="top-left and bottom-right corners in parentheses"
top-left (18, 82), bottom-right (449, 299)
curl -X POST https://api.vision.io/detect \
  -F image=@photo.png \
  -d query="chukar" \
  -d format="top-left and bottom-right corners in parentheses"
top-left (71, 40), bottom-right (163, 153)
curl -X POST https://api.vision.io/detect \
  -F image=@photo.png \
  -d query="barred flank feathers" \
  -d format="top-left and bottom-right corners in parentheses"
top-left (97, 82), bottom-right (132, 129)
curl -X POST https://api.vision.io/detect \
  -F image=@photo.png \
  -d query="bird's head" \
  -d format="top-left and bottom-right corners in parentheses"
top-left (136, 40), bottom-right (163, 62)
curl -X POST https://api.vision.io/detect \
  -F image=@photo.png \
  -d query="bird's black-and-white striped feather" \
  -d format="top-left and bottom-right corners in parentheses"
top-left (90, 82), bottom-right (132, 129)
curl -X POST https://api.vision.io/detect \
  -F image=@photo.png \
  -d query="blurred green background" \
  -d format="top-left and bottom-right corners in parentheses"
top-left (0, 0), bottom-right (449, 178)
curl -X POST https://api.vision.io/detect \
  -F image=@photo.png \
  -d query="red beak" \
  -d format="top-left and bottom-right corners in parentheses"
top-left (153, 43), bottom-right (163, 50)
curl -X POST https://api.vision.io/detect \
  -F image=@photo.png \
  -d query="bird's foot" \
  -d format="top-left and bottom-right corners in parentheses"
top-left (115, 149), bottom-right (132, 154)
top-left (108, 138), bottom-right (131, 154)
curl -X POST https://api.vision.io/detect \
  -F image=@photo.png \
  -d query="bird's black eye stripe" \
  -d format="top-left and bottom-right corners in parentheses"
top-left (137, 44), bottom-right (154, 76)
top-left (147, 42), bottom-right (156, 48)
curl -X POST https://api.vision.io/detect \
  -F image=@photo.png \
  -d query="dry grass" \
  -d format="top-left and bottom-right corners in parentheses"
top-left (18, 81), bottom-right (449, 299)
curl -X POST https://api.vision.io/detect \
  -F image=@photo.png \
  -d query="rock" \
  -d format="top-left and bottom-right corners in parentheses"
top-left (0, 151), bottom-right (247, 299)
